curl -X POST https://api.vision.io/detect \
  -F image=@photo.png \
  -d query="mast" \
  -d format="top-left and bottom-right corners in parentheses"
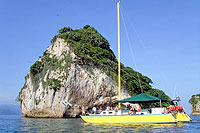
top-left (117, 1), bottom-right (121, 109)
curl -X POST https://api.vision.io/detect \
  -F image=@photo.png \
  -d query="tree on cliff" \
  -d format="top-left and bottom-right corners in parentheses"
top-left (58, 27), bottom-right (73, 34)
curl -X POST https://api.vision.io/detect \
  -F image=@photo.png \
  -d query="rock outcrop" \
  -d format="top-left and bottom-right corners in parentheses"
top-left (19, 38), bottom-right (129, 117)
top-left (189, 94), bottom-right (200, 115)
top-left (19, 26), bottom-right (169, 118)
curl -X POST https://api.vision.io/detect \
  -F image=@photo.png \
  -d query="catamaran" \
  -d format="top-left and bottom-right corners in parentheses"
top-left (80, 1), bottom-right (191, 124)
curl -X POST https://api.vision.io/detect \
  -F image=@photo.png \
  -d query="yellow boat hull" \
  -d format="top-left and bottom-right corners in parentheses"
top-left (81, 114), bottom-right (177, 124)
top-left (176, 112), bottom-right (191, 122)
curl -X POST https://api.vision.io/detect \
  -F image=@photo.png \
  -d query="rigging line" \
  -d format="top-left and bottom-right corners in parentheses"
top-left (120, 7), bottom-right (143, 93)
top-left (173, 85), bottom-right (176, 99)
top-left (109, 3), bottom-right (118, 51)
top-left (121, 6), bottom-right (171, 93)
top-left (108, 4), bottom-right (117, 37)
top-left (120, 6), bottom-right (148, 54)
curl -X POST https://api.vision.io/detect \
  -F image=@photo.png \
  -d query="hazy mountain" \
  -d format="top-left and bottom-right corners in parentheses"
top-left (0, 104), bottom-right (21, 115)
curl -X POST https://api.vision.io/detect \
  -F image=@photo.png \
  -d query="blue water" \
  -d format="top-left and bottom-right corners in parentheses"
top-left (0, 115), bottom-right (200, 132)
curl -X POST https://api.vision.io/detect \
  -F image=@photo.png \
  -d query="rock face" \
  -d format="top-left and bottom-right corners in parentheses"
top-left (19, 26), bottom-right (170, 118)
top-left (19, 38), bottom-right (130, 118)
top-left (189, 94), bottom-right (200, 115)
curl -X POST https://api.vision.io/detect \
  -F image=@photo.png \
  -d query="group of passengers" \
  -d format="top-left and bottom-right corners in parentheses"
top-left (86, 104), bottom-right (185, 115)
top-left (90, 105), bottom-right (119, 114)
top-left (106, 105), bottom-right (119, 112)
top-left (126, 104), bottom-right (141, 115)
top-left (90, 104), bottom-right (140, 115)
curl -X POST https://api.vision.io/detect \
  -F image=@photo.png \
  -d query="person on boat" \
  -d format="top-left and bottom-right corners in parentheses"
top-left (114, 105), bottom-right (119, 115)
top-left (148, 108), bottom-right (152, 114)
top-left (114, 105), bottom-right (118, 111)
top-left (106, 106), bottom-right (111, 111)
top-left (92, 107), bottom-right (97, 114)
top-left (128, 107), bottom-right (133, 115)
top-left (98, 107), bottom-right (103, 114)
top-left (133, 108), bottom-right (137, 115)
top-left (81, 106), bottom-right (86, 115)
top-left (82, 110), bottom-right (86, 115)
top-left (128, 107), bottom-right (137, 115)
top-left (126, 104), bottom-right (131, 110)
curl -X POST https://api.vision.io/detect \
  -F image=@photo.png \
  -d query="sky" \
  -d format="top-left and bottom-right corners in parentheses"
top-left (0, 0), bottom-right (199, 113)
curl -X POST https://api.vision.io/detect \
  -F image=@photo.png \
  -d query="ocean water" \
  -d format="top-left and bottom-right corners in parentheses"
top-left (0, 115), bottom-right (200, 132)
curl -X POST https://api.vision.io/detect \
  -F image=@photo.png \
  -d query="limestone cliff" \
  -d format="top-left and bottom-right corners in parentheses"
top-left (189, 94), bottom-right (200, 115)
top-left (19, 38), bottom-right (130, 117)
top-left (18, 26), bottom-right (170, 118)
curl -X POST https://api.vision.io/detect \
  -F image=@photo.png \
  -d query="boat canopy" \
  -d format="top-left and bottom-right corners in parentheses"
top-left (116, 93), bottom-right (168, 103)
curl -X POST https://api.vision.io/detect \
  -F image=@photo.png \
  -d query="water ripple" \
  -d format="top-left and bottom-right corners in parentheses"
top-left (0, 115), bottom-right (200, 132)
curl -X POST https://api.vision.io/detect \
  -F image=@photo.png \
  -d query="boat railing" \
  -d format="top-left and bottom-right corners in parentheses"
top-left (122, 107), bottom-right (170, 115)
top-left (85, 107), bottom-right (171, 116)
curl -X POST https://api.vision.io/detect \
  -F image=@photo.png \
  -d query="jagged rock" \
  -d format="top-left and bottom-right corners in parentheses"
top-left (20, 38), bottom-right (130, 118)
top-left (19, 26), bottom-right (169, 118)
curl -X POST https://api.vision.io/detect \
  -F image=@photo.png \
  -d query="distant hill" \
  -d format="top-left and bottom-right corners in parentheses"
top-left (189, 94), bottom-right (200, 115)
top-left (0, 104), bottom-right (21, 115)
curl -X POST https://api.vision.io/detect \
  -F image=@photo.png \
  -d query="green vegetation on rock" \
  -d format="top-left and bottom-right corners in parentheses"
top-left (51, 25), bottom-right (170, 105)
top-left (30, 61), bottom-right (44, 76)
top-left (189, 94), bottom-right (200, 108)
top-left (19, 25), bottom-right (171, 107)
top-left (121, 66), bottom-right (152, 94)
top-left (43, 78), bottom-right (62, 91)
top-left (144, 88), bottom-right (171, 108)
top-left (29, 53), bottom-right (71, 92)
top-left (58, 26), bottom-right (73, 34)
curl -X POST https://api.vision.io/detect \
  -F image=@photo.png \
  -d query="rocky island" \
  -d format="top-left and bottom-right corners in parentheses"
top-left (189, 94), bottom-right (200, 115)
top-left (18, 25), bottom-right (170, 118)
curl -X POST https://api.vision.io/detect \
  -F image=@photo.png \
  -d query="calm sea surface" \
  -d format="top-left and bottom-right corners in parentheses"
top-left (0, 115), bottom-right (200, 132)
